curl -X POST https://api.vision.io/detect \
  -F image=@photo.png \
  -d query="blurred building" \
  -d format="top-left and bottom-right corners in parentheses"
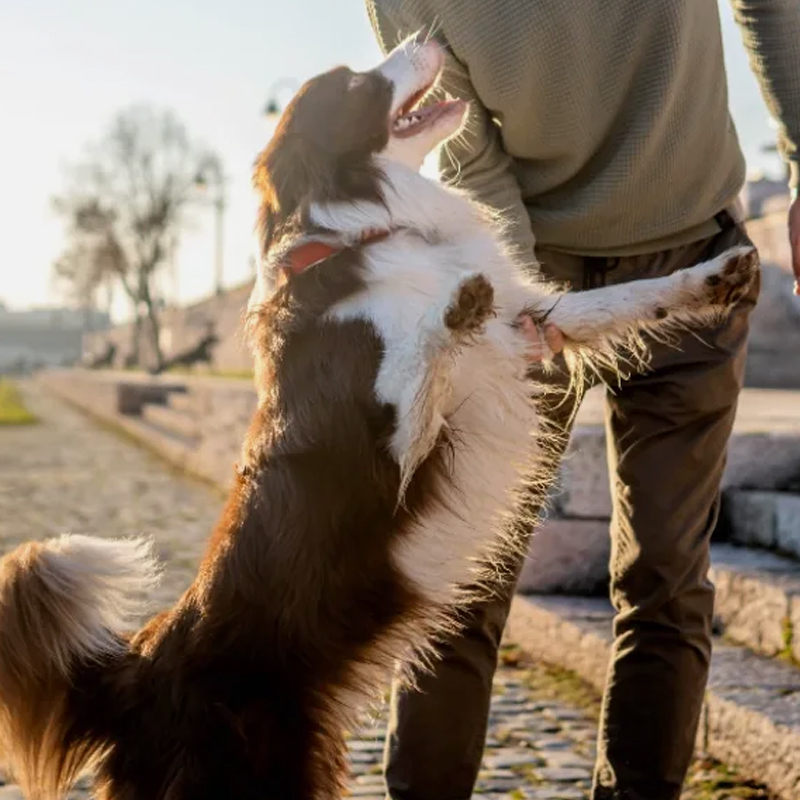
top-left (742, 172), bottom-right (789, 219)
top-left (82, 280), bottom-right (254, 373)
top-left (0, 301), bottom-right (110, 374)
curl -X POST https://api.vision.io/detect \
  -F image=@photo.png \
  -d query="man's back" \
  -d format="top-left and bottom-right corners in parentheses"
top-left (369, 0), bottom-right (748, 255)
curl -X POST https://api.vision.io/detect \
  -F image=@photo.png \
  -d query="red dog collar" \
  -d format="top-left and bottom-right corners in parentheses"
top-left (282, 229), bottom-right (392, 275)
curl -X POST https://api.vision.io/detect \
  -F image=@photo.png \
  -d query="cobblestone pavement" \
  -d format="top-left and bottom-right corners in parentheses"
top-left (0, 383), bottom-right (220, 612)
top-left (0, 384), bottom-right (775, 800)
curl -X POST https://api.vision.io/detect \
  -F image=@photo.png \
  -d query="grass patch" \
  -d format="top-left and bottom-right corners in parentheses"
top-left (165, 366), bottom-right (254, 380)
top-left (118, 366), bottom-right (255, 381)
top-left (0, 380), bottom-right (37, 425)
top-left (779, 616), bottom-right (797, 665)
top-left (500, 643), bottom-right (601, 716)
top-left (208, 369), bottom-right (253, 381)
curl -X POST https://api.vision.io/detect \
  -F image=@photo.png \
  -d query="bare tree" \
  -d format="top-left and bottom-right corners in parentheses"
top-left (52, 106), bottom-right (221, 370)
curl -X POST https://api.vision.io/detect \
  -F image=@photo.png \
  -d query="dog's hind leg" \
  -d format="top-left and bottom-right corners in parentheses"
top-left (383, 272), bottom-right (496, 497)
top-left (522, 246), bottom-right (758, 362)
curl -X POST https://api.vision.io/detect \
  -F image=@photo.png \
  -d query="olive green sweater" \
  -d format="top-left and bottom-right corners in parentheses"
top-left (365, 0), bottom-right (800, 263)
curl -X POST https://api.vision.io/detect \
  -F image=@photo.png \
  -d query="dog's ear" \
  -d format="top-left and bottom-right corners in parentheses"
top-left (255, 202), bottom-right (278, 264)
top-left (253, 132), bottom-right (328, 255)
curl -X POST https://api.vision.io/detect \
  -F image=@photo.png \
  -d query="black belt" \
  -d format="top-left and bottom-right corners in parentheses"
top-left (714, 208), bottom-right (738, 231)
top-left (582, 256), bottom-right (619, 290)
top-left (581, 208), bottom-right (738, 291)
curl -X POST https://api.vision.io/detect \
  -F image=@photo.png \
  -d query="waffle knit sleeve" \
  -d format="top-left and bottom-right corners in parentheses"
top-left (730, 0), bottom-right (800, 191)
top-left (364, 0), bottom-right (539, 271)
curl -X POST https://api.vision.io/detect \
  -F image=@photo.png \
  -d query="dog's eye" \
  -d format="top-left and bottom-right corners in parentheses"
top-left (348, 74), bottom-right (366, 91)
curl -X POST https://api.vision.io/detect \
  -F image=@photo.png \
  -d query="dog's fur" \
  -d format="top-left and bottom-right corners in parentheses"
top-left (0, 36), bottom-right (757, 800)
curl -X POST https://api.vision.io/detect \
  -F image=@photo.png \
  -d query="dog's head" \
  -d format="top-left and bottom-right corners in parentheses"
top-left (251, 35), bottom-right (467, 285)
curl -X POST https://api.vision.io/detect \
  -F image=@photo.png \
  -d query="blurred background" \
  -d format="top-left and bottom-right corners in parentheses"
top-left (0, 0), bottom-right (798, 379)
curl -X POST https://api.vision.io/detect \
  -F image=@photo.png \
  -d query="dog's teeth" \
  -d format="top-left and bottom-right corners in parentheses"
top-left (393, 110), bottom-right (427, 133)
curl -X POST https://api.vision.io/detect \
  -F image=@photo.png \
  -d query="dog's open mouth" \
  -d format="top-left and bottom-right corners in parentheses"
top-left (392, 82), bottom-right (465, 138)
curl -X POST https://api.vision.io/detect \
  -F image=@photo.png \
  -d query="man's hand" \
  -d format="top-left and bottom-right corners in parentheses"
top-left (516, 315), bottom-right (565, 363)
top-left (789, 194), bottom-right (800, 296)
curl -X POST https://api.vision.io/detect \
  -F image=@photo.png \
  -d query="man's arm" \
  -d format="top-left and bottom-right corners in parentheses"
top-left (364, 0), bottom-right (538, 272)
top-left (729, 0), bottom-right (800, 292)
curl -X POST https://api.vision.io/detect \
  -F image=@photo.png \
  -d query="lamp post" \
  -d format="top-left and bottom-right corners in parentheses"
top-left (194, 156), bottom-right (227, 295)
top-left (263, 78), bottom-right (300, 121)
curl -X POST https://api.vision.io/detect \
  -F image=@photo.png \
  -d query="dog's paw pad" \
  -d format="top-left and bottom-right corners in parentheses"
top-left (705, 247), bottom-right (758, 306)
top-left (445, 274), bottom-right (495, 332)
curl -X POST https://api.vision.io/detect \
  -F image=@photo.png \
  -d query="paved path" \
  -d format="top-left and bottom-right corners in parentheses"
top-left (0, 383), bottom-right (219, 613)
top-left (0, 384), bottom-right (774, 799)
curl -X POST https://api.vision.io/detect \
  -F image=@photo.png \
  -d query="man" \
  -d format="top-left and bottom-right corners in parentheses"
top-left (364, 2), bottom-right (800, 799)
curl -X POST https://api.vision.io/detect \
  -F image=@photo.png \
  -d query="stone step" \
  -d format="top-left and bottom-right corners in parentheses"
top-left (720, 490), bottom-right (800, 558)
top-left (556, 388), bottom-right (800, 519)
top-left (167, 391), bottom-right (195, 414)
top-left (141, 403), bottom-right (200, 441)
top-left (507, 594), bottom-right (800, 799)
top-left (521, 537), bottom-right (800, 663)
top-left (519, 517), bottom-right (611, 596)
top-left (120, 416), bottom-right (197, 471)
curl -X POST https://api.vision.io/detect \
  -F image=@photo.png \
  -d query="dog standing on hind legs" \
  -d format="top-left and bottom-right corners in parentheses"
top-left (0, 35), bottom-right (757, 800)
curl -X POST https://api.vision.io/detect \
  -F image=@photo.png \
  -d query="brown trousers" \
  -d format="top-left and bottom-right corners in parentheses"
top-left (383, 212), bottom-right (759, 800)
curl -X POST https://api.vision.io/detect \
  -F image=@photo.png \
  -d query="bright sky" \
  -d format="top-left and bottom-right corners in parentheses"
top-left (0, 1), bottom-right (785, 318)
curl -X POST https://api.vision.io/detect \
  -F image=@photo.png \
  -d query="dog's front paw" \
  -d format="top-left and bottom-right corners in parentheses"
top-left (444, 274), bottom-right (495, 333)
top-left (703, 246), bottom-right (759, 307)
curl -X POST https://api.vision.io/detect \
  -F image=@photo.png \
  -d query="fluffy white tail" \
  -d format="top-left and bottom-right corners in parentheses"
top-left (0, 535), bottom-right (159, 799)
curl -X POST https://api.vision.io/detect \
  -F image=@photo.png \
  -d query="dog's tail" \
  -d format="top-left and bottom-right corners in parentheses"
top-left (0, 534), bottom-right (159, 799)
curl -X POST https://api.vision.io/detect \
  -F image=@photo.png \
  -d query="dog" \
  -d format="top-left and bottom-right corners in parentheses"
top-left (0, 34), bottom-right (757, 800)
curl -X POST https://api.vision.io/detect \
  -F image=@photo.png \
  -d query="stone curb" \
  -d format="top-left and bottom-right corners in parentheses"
top-left (520, 536), bottom-right (800, 665)
top-left (36, 373), bottom-right (226, 496)
top-left (518, 518), bottom-right (612, 596)
top-left (142, 403), bottom-right (201, 441)
top-left (37, 372), bottom-right (249, 492)
top-left (711, 544), bottom-right (800, 663)
top-left (507, 594), bottom-right (800, 800)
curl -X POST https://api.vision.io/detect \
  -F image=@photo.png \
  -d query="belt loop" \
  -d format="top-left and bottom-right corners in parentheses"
top-left (583, 256), bottom-right (611, 290)
top-left (714, 209), bottom-right (736, 232)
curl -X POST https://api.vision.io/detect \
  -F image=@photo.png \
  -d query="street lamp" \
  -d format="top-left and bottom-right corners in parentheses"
top-left (263, 78), bottom-right (300, 121)
top-left (194, 156), bottom-right (227, 296)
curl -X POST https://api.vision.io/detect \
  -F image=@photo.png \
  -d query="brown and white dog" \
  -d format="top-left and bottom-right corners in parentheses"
top-left (0, 35), bottom-right (756, 800)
